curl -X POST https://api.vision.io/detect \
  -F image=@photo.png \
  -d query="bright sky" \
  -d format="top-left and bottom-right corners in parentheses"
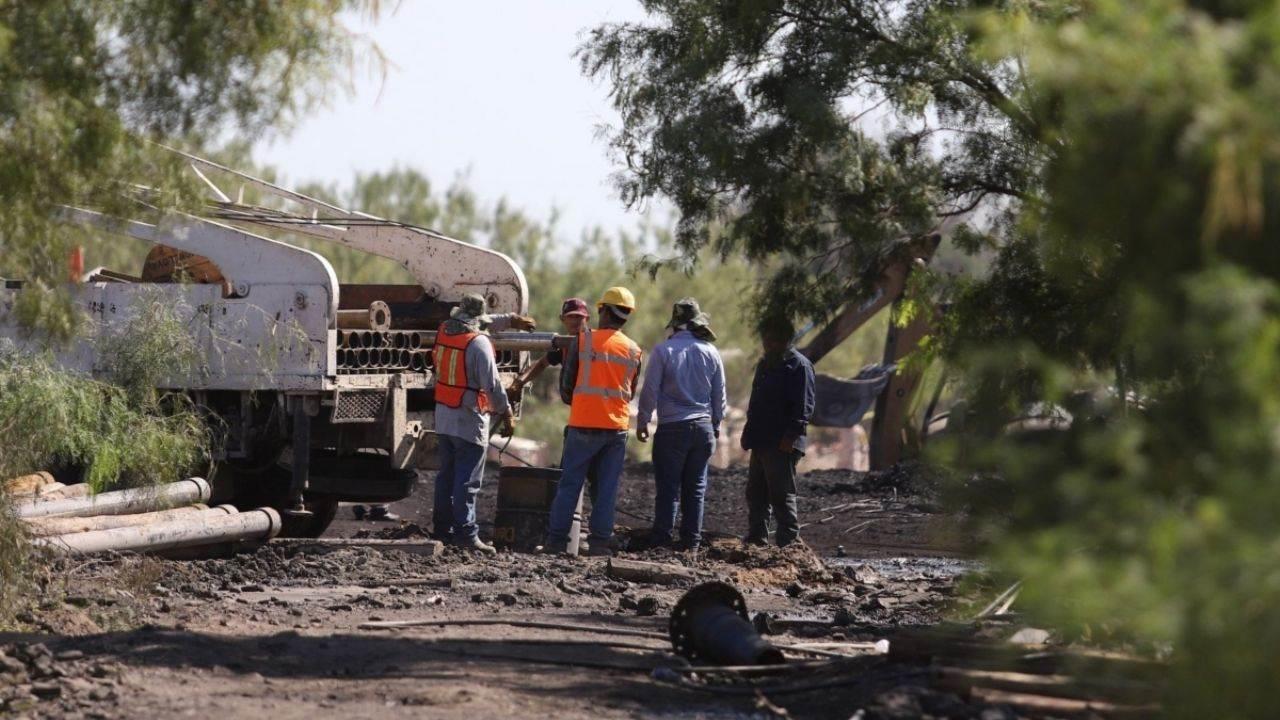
top-left (254, 1), bottom-right (654, 238)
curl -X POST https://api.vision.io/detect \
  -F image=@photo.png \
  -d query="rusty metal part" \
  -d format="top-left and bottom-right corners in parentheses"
top-left (336, 300), bottom-right (392, 332)
top-left (3, 471), bottom-right (57, 496)
top-left (22, 504), bottom-right (218, 536)
top-left (140, 244), bottom-right (227, 285)
top-left (670, 581), bottom-right (785, 666)
top-left (35, 506), bottom-right (281, 555)
top-left (492, 466), bottom-right (581, 554)
top-left (14, 478), bottom-right (212, 519)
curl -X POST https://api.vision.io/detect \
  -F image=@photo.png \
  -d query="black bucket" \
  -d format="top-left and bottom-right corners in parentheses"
top-left (493, 466), bottom-right (582, 554)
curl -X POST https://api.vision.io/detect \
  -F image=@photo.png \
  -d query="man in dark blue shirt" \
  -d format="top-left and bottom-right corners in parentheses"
top-left (740, 315), bottom-right (815, 547)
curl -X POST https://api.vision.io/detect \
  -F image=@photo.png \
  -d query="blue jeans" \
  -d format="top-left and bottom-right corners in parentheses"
top-left (433, 433), bottom-right (487, 544)
top-left (650, 419), bottom-right (715, 545)
top-left (546, 428), bottom-right (627, 547)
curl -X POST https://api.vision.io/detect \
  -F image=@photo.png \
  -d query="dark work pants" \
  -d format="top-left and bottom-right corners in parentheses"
top-left (649, 418), bottom-right (716, 546)
top-left (745, 445), bottom-right (800, 546)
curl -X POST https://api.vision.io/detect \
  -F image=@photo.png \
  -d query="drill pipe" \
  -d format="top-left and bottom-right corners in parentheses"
top-left (34, 506), bottom-right (281, 555)
top-left (336, 301), bottom-right (392, 332)
top-left (418, 331), bottom-right (572, 352)
top-left (23, 504), bottom-right (222, 537)
top-left (15, 478), bottom-right (212, 520)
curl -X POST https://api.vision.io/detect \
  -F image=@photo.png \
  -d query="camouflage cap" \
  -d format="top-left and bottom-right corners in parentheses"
top-left (450, 293), bottom-right (492, 324)
top-left (667, 297), bottom-right (716, 341)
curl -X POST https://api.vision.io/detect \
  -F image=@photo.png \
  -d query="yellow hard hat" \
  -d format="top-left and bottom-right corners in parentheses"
top-left (597, 286), bottom-right (636, 311)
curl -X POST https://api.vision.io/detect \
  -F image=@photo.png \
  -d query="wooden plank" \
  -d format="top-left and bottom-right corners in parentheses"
top-left (970, 687), bottom-right (1160, 718)
top-left (270, 537), bottom-right (444, 557)
top-left (937, 667), bottom-right (1159, 704)
top-left (607, 557), bottom-right (699, 585)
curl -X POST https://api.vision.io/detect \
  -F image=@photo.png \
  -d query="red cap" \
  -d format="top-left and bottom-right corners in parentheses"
top-left (560, 297), bottom-right (589, 318)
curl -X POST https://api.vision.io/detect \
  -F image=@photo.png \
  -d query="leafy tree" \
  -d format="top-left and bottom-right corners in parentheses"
top-left (588, 1), bottom-right (1280, 713)
top-left (0, 0), bottom-right (382, 624)
top-left (0, 0), bottom-right (384, 336)
top-left (578, 0), bottom-right (1039, 324)
top-left (935, 3), bottom-right (1280, 715)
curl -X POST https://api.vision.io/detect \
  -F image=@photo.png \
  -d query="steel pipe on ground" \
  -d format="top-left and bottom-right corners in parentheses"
top-left (22, 504), bottom-right (221, 537)
top-left (15, 478), bottom-right (212, 520)
top-left (34, 507), bottom-right (281, 555)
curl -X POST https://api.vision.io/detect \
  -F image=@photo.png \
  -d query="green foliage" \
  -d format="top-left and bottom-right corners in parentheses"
top-left (914, 2), bottom-right (1280, 715)
top-left (0, 503), bottom-right (31, 627)
top-left (0, 316), bottom-right (209, 625)
top-left (579, 0), bottom-right (1037, 326)
top-left (0, 323), bottom-right (210, 494)
top-left (0, 0), bottom-right (382, 330)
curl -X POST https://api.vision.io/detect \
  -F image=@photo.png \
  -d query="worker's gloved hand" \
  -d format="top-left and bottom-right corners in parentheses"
top-left (636, 424), bottom-right (650, 443)
top-left (778, 436), bottom-right (796, 453)
top-left (498, 414), bottom-right (517, 437)
top-left (510, 377), bottom-right (526, 393)
top-left (509, 315), bottom-right (537, 331)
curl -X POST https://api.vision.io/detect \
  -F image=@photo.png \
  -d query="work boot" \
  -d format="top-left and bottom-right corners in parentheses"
top-left (457, 537), bottom-right (497, 555)
top-left (537, 541), bottom-right (570, 556)
top-left (351, 504), bottom-right (367, 520)
top-left (674, 537), bottom-right (700, 552)
top-left (368, 505), bottom-right (399, 521)
top-left (631, 534), bottom-right (670, 552)
top-left (742, 534), bottom-right (769, 547)
top-left (584, 541), bottom-right (613, 558)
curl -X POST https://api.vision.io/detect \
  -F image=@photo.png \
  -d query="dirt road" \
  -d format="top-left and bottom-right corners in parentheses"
top-left (1, 464), bottom-right (981, 719)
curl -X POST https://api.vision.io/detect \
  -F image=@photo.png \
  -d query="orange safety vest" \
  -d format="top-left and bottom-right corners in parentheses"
top-left (568, 327), bottom-right (642, 430)
top-left (434, 323), bottom-right (494, 412)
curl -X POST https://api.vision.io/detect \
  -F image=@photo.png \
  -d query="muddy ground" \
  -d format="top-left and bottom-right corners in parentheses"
top-left (332, 461), bottom-right (968, 560)
top-left (0, 463), bottom-right (1029, 720)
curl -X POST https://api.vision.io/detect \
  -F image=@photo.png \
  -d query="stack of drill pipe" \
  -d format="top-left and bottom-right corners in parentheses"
top-left (34, 506), bottom-right (281, 555)
top-left (14, 477), bottom-right (212, 520)
top-left (333, 328), bottom-right (569, 373)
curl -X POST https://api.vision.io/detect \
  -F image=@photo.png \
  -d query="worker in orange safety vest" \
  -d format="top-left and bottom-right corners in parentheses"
top-left (543, 286), bottom-right (642, 557)
top-left (431, 293), bottom-right (535, 554)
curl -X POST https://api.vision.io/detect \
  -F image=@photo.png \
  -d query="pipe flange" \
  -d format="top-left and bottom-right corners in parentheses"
top-left (669, 581), bottom-right (750, 663)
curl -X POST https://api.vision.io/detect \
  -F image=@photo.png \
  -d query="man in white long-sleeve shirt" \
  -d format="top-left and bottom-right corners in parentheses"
top-left (432, 294), bottom-right (534, 553)
top-left (635, 298), bottom-right (727, 551)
